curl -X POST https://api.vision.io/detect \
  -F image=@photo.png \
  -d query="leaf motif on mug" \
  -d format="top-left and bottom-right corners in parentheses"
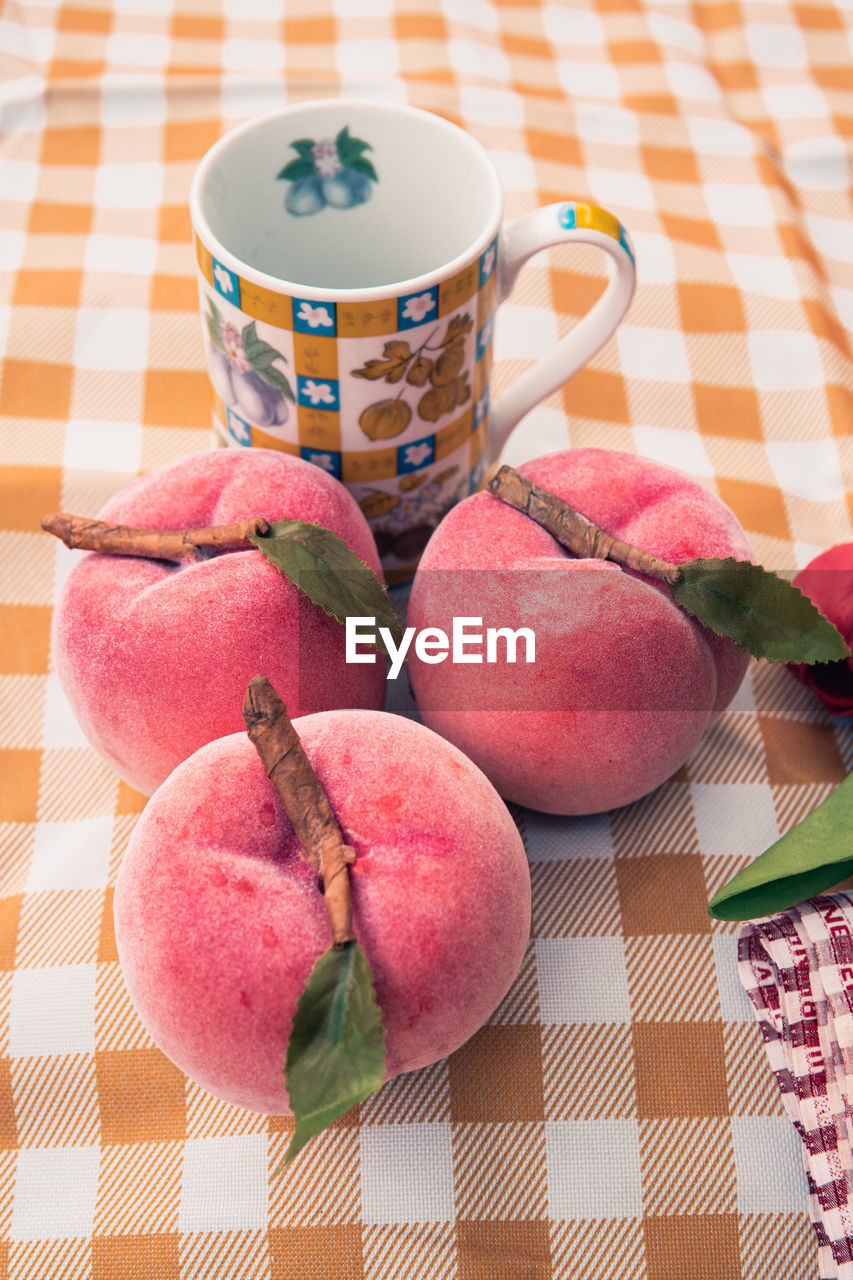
top-left (406, 356), bottom-right (434, 387)
top-left (277, 157), bottom-right (316, 182)
top-left (348, 156), bottom-right (379, 182)
top-left (359, 490), bottom-right (402, 519)
top-left (206, 297), bottom-right (224, 351)
top-left (441, 314), bottom-right (473, 347)
top-left (240, 321), bottom-right (295, 401)
top-left (399, 472), bottom-right (429, 492)
top-left (335, 127), bottom-right (378, 182)
top-left (351, 340), bottom-right (413, 384)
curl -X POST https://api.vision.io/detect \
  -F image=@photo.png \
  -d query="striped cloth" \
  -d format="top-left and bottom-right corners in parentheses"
top-left (739, 898), bottom-right (853, 1280)
top-left (1, 0), bottom-right (852, 1276)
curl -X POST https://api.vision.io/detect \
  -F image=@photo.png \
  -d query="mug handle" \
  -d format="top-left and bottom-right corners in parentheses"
top-left (489, 201), bottom-right (636, 457)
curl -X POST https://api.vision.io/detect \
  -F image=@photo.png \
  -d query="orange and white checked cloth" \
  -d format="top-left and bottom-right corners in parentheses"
top-left (1, 1), bottom-right (852, 1277)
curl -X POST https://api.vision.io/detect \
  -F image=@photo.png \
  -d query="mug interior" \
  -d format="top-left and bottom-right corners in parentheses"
top-left (192, 101), bottom-right (502, 292)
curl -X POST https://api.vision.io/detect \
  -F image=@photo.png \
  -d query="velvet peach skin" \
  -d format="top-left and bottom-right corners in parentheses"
top-left (407, 448), bottom-right (755, 815)
top-left (51, 449), bottom-right (386, 795)
top-left (789, 542), bottom-right (853, 716)
top-left (113, 711), bottom-right (532, 1114)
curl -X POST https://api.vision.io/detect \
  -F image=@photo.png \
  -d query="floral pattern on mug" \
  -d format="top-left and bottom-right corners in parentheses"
top-left (297, 302), bottom-right (334, 330)
top-left (302, 379), bottom-right (336, 406)
top-left (206, 298), bottom-right (295, 429)
top-left (277, 126), bottom-right (378, 217)
top-left (221, 322), bottom-right (251, 373)
top-left (402, 292), bottom-right (436, 323)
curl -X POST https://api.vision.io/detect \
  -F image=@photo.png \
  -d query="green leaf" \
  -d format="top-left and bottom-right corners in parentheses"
top-left (348, 155), bottom-right (378, 182)
top-left (206, 298), bottom-right (224, 351)
top-left (342, 138), bottom-right (371, 159)
top-left (708, 773), bottom-right (853, 920)
top-left (277, 157), bottom-right (315, 182)
top-left (290, 138), bottom-right (316, 159)
top-left (283, 941), bottom-right (386, 1164)
top-left (258, 365), bottom-right (296, 399)
top-left (242, 324), bottom-right (296, 401)
top-left (241, 323), bottom-right (278, 365)
top-left (248, 519), bottom-right (404, 660)
top-left (336, 126), bottom-right (375, 173)
top-left (668, 557), bottom-right (852, 664)
top-left (335, 125), bottom-right (351, 159)
top-left (241, 320), bottom-right (261, 354)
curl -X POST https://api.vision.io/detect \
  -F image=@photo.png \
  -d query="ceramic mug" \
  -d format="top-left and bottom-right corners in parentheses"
top-left (190, 99), bottom-right (635, 581)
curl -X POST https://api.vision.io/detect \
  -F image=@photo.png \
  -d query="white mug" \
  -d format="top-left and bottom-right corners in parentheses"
top-left (190, 99), bottom-right (636, 581)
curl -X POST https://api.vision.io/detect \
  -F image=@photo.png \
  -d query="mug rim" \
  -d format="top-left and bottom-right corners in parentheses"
top-left (189, 98), bottom-right (504, 304)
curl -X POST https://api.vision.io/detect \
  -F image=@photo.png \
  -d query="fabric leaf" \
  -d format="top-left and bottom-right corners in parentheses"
top-left (284, 942), bottom-right (386, 1164)
top-left (708, 774), bottom-right (853, 920)
top-left (669, 558), bottom-right (851, 664)
top-left (249, 519), bottom-right (403, 658)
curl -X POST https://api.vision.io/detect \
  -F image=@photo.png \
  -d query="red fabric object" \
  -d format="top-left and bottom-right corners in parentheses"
top-left (790, 543), bottom-right (853, 716)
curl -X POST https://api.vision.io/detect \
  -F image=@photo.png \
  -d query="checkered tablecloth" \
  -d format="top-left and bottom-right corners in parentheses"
top-left (1, 1), bottom-right (851, 1277)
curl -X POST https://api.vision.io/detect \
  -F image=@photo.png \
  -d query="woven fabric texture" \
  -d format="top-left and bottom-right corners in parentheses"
top-left (1, 0), bottom-right (851, 1276)
top-left (739, 896), bottom-right (853, 1280)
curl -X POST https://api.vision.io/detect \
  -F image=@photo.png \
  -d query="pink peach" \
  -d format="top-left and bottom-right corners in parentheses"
top-left (51, 449), bottom-right (386, 794)
top-left (407, 448), bottom-right (754, 814)
top-left (113, 710), bottom-right (531, 1114)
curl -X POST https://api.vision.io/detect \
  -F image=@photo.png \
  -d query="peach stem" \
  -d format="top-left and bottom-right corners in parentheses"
top-left (242, 675), bottom-right (356, 949)
top-left (487, 465), bottom-right (682, 586)
top-left (41, 513), bottom-right (271, 561)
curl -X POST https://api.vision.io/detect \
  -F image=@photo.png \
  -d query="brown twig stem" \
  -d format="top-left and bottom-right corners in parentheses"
top-left (487, 465), bottom-right (682, 586)
top-left (242, 675), bottom-right (356, 949)
top-left (40, 513), bottom-right (270, 561)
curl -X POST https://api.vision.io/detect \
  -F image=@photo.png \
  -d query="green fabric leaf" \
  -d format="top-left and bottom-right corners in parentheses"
top-left (669, 557), bottom-right (851, 664)
top-left (347, 155), bottom-right (378, 182)
top-left (708, 774), bottom-right (853, 920)
top-left (249, 519), bottom-right (403, 660)
top-left (277, 157), bottom-right (315, 181)
top-left (283, 942), bottom-right (386, 1164)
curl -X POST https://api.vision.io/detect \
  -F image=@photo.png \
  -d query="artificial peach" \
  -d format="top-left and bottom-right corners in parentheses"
top-left (113, 709), bottom-right (531, 1114)
top-left (789, 542), bottom-right (853, 716)
top-left (50, 448), bottom-right (385, 795)
top-left (407, 448), bottom-right (754, 815)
